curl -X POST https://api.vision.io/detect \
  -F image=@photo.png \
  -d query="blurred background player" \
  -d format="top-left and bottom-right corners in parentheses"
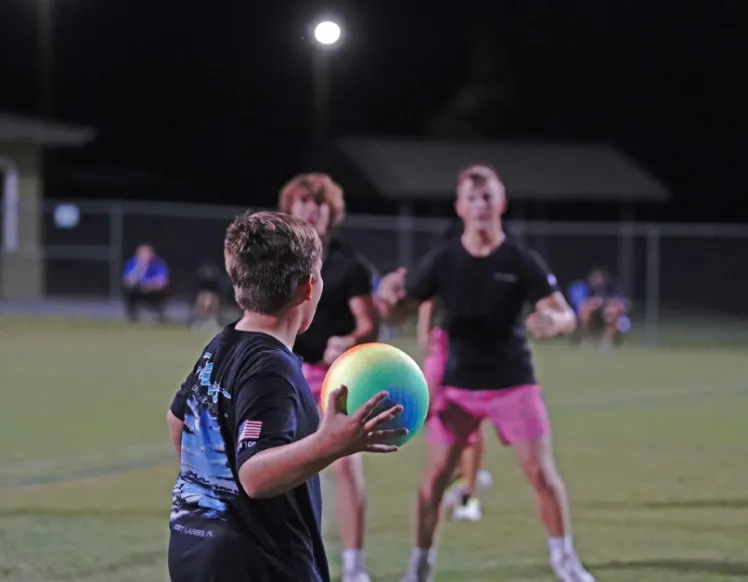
top-left (569, 266), bottom-right (630, 350)
top-left (279, 173), bottom-right (380, 582)
top-left (186, 262), bottom-right (223, 331)
top-left (378, 165), bottom-right (595, 582)
top-left (122, 243), bottom-right (169, 323)
top-left (417, 220), bottom-right (493, 523)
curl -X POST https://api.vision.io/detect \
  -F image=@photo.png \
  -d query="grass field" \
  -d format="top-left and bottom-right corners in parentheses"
top-left (1, 316), bottom-right (748, 582)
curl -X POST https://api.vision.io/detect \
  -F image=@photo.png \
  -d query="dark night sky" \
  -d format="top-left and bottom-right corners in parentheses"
top-left (0, 0), bottom-right (746, 220)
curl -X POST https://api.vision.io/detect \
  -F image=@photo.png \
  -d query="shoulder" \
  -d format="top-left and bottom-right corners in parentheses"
top-left (330, 239), bottom-right (375, 278)
top-left (237, 339), bottom-right (302, 389)
top-left (421, 239), bottom-right (456, 265)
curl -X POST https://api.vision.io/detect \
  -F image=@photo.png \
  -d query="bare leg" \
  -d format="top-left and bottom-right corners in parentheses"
top-left (457, 431), bottom-right (484, 497)
top-left (513, 434), bottom-right (568, 537)
top-left (513, 435), bottom-right (595, 581)
top-left (331, 453), bottom-right (367, 550)
top-left (404, 406), bottom-right (479, 581)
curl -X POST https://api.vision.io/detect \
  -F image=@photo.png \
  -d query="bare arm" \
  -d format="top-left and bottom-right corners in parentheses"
top-left (417, 300), bottom-right (436, 357)
top-left (345, 294), bottom-right (380, 344)
top-left (166, 409), bottom-right (183, 460)
top-left (238, 432), bottom-right (337, 499)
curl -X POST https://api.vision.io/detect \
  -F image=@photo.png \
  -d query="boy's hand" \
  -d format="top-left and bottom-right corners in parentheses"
top-left (320, 386), bottom-right (407, 457)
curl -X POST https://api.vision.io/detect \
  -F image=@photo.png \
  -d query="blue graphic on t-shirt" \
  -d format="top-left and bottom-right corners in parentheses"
top-left (171, 352), bottom-right (237, 523)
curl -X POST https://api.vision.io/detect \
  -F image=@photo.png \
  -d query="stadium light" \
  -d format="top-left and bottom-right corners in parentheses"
top-left (313, 20), bottom-right (342, 46)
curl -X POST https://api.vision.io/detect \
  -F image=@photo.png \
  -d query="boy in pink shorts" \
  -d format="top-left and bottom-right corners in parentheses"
top-left (378, 165), bottom-right (595, 582)
top-left (279, 173), bottom-right (380, 582)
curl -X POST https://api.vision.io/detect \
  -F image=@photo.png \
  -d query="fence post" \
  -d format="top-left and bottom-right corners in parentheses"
top-left (109, 203), bottom-right (124, 299)
top-left (617, 212), bottom-right (635, 297)
top-left (644, 224), bottom-right (660, 344)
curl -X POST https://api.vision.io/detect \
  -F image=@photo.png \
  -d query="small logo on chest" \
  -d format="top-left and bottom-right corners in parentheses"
top-left (493, 272), bottom-right (518, 283)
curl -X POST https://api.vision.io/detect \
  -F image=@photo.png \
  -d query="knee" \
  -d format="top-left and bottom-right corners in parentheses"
top-left (522, 459), bottom-right (564, 495)
top-left (419, 458), bottom-right (456, 504)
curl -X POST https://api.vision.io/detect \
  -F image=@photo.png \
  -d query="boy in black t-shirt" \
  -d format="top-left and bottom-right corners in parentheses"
top-left (278, 173), bottom-right (380, 582)
top-left (165, 211), bottom-right (405, 582)
top-left (378, 166), bottom-right (595, 582)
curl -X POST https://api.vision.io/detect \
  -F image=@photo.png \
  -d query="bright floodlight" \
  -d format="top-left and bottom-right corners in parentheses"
top-left (314, 20), bottom-right (341, 45)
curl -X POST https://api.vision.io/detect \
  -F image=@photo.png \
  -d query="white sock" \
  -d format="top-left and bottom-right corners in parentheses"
top-left (548, 536), bottom-right (574, 555)
top-left (341, 548), bottom-right (365, 574)
top-left (408, 547), bottom-right (437, 574)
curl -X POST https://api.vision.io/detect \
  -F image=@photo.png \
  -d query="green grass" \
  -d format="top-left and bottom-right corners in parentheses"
top-left (1, 316), bottom-right (748, 582)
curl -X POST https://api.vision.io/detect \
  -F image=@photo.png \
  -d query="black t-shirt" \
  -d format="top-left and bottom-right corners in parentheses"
top-left (406, 238), bottom-right (560, 390)
top-left (293, 239), bottom-right (373, 364)
top-left (169, 325), bottom-right (329, 582)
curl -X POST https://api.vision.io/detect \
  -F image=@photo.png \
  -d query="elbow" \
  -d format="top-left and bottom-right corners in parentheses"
top-left (238, 462), bottom-right (274, 499)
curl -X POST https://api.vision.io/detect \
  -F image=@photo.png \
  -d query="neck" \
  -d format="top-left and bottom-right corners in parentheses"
top-left (462, 222), bottom-right (505, 256)
top-left (234, 311), bottom-right (301, 351)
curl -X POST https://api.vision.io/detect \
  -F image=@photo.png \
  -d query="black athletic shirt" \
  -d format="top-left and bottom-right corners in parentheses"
top-left (169, 325), bottom-right (329, 582)
top-left (406, 237), bottom-right (560, 390)
top-left (294, 239), bottom-right (373, 364)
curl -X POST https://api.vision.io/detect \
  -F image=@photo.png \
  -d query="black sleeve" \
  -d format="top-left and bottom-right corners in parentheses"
top-left (345, 260), bottom-right (373, 300)
top-left (233, 373), bottom-right (299, 469)
top-left (521, 248), bottom-right (561, 304)
top-left (169, 373), bottom-right (194, 421)
top-left (405, 248), bottom-right (441, 301)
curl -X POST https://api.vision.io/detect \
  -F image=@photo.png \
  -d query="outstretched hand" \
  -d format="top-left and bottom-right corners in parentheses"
top-left (320, 386), bottom-right (407, 457)
top-left (376, 268), bottom-right (408, 306)
top-left (525, 309), bottom-right (558, 339)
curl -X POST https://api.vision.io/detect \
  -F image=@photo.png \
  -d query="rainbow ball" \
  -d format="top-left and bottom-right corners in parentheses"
top-left (320, 343), bottom-right (429, 446)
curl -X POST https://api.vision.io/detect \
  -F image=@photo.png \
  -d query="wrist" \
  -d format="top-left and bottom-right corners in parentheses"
top-left (310, 429), bottom-right (344, 465)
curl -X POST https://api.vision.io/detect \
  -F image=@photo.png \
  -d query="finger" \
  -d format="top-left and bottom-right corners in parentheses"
top-left (365, 444), bottom-right (400, 453)
top-left (326, 385), bottom-right (348, 414)
top-left (367, 427), bottom-right (409, 441)
top-left (363, 404), bottom-right (404, 431)
top-left (353, 391), bottom-right (390, 422)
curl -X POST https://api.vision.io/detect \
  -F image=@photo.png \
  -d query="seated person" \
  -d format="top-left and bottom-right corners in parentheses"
top-left (188, 263), bottom-right (223, 330)
top-left (122, 244), bottom-right (169, 323)
top-left (570, 267), bottom-right (629, 348)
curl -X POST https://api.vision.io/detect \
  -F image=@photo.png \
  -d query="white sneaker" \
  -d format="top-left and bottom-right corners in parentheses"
top-left (342, 572), bottom-right (371, 582)
top-left (550, 551), bottom-right (596, 582)
top-left (442, 468), bottom-right (493, 508)
top-left (451, 497), bottom-right (482, 522)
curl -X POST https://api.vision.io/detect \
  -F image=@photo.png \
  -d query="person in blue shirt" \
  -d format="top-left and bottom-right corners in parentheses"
top-left (165, 210), bottom-right (405, 582)
top-left (122, 244), bottom-right (169, 323)
top-left (569, 267), bottom-right (629, 349)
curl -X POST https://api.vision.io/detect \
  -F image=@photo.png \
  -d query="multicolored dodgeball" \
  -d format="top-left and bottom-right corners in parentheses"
top-left (321, 343), bottom-right (429, 446)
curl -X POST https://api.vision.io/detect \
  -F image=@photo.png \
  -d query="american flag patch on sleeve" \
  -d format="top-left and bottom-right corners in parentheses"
top-left (239, 420), bottom-right (262, 443)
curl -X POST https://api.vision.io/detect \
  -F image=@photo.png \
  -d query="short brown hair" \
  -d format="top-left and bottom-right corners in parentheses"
top-left (278, 173), bottom-right (346, 227)
top-left (457, 164), bottom-right (503, 190)
top-left (224, 211), bottom-right (322, 314)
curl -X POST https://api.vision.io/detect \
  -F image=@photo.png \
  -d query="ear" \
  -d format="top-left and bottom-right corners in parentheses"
top-left (454, 197), bottom-right (463, 218)
top-left (302, 276), bottom-right (314, 302)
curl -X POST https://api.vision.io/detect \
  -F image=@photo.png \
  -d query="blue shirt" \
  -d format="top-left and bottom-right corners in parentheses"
top-left (169, 325), bottom-right (329, 582)
top-left (123, 257), bottom-right (168, 286)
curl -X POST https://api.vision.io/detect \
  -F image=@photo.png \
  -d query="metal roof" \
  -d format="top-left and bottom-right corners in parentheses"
top-left (0, 113), bottom-right (96, 147)
top-left (338, 138), bottom-right (669, 202)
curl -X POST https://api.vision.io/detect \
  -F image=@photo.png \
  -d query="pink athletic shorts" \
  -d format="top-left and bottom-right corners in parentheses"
top-left (428, 384), bottom-right (551, 446)
top-left (302, 362), bottom-right (327, 405)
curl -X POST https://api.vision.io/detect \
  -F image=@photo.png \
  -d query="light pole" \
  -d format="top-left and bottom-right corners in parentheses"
top-left (310, 19), bottom-right (342, 145)
top-left (38, 0), bottom-right (54, 118)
